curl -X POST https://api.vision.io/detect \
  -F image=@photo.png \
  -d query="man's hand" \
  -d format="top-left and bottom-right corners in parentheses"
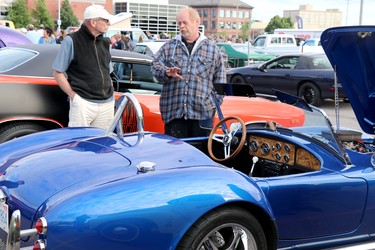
top-left (166, 67), bottom-right (183, 79)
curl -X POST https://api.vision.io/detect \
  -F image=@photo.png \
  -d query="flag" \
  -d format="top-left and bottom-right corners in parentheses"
top-left (296, 15), bottom-right (303, 29)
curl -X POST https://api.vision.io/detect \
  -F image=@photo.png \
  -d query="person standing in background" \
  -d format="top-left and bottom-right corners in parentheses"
top-left (151, 6), bottom-right (226, 138)
top-left (25, 24), bottom-right (39, 44)
top-left (56, 29), bottom-right (67, 44)
top-left (122, 34), bottom-right (135, 51)
top-left (52, 4), bottom-right (115, 130)
top-left (38, 27), bottom-right (56, 44)
top-left (112, 33), bottom-right (125, 50)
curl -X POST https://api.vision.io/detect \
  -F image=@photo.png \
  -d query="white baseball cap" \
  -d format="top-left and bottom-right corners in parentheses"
top-left (84, 4), bottom-right (114, 21)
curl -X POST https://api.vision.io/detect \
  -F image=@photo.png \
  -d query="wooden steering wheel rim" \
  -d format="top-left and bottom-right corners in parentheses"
top-left (208, 116), bottom-right (247, 162)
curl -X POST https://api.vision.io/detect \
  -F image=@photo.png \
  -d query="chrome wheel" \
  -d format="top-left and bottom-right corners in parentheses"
top-left (197, 223), bottom-right (257, 250)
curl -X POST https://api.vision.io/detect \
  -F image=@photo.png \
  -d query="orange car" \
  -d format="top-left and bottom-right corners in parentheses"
top-left (117, 93), bottom-right (304, 134)
top-left (0, 45), bottom-right (304, 142)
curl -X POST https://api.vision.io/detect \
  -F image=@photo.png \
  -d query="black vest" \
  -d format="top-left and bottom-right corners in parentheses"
top-left (67, 24), bottom-right (113, 100)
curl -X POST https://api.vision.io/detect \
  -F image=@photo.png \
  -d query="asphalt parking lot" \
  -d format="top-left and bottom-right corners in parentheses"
top-left (320, 100), bottom-right (362, 133)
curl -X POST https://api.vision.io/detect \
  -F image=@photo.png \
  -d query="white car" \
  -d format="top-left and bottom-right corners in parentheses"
top-left (301, 39), bottom-right (324, 53)
top-left (134, 41), bottom-right (165, 56)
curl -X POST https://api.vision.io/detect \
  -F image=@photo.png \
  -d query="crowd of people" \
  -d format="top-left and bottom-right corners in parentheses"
top-left (22, 23), bottom-right (68, 45)
top-left (0, 22), bottom-right (70, 45)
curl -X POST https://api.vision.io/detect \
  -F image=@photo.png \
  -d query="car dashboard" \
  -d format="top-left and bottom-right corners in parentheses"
top-left (246, 134), bottom-right (321, 177)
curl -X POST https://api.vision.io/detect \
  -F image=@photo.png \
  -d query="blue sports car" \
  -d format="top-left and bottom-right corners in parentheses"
top-left (0, 26), bottom-right (375, 250)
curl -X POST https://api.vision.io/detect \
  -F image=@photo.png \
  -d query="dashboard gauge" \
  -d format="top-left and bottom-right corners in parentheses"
top-left (275, 153), bottom-right (281, 160)
top-left (284, 144), bottom-right (291, 152)
top-left (261, 143), bottom-right (271, 155)
top-left (275, 142), bottom-right (282, 150)
top-left (249, 140), bottom-right (258, 152)
top-left (284, 155), bottom-right (290, 163)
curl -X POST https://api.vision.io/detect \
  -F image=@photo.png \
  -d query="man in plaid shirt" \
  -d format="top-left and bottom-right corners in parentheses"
top-left (151, 6), bottom-right (226, 138)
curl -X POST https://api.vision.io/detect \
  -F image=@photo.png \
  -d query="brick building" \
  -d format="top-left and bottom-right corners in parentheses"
top-left (169, 0), bottom-right (253, 39)
top-left (25, 0), bottom-right (113, 24)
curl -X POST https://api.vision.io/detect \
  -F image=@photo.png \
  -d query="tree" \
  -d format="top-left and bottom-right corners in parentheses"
top-left (60, 0), bottom-right (79, 29)
top-left (7, 0), bottom-right (31, 28)
top-left (32, 0), bottom-right (54, 29)
top-left (240, 21), bottom-right (251, 42)
top-left (264, 16), bottom-right (293, 34)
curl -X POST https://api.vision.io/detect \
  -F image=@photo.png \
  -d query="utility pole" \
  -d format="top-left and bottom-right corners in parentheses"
top-left (57, 0), bottom-right (61, 32)
top-left (359, 0), bottom-right (364, 25)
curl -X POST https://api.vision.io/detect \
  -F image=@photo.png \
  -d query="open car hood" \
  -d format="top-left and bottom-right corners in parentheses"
top-left (321, 26), bottom-right (375, 135)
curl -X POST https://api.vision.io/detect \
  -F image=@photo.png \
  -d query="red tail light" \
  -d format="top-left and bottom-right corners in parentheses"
top-left (33, 239), bottom-right (46, 250)
top-left (35, 217), bottom-right (47, 234)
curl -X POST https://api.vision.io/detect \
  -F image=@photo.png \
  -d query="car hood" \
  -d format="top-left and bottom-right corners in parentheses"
top-left (321, 26), bottom-right (375, 134)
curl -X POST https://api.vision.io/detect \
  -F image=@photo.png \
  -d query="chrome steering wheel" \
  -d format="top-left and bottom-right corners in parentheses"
top-left (208, 116), bottom-right (246, 162)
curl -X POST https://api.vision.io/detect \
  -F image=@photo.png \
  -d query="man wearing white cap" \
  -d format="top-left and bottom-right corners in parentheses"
top-left (52, 4), bottom-right (115, 130)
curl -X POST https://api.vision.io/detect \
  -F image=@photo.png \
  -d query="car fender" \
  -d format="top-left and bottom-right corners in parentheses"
top-left (37, 166), bottom-right (275, 250)
top-left (0, 127), bottom-right (105, 173)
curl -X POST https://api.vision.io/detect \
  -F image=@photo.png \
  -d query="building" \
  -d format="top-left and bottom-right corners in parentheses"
top-left (1, 1), bottom-right (342, 37)
top-left (0, 0), bottom-right (11, 20)
top-left (0, 0), bottom-right (113, 26)
top-left (25, 0), bottom-right (113, 23)
top-left (284, 4), bottom-right (342, 29)
top-left (169, 0), bottom-right (254, 39)
top-left (113, 0), bottom-right (254, 39)
top-left (114, 0), bottom-right (186, 37)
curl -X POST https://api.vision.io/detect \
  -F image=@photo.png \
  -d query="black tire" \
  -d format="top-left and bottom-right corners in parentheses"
top-left (298, 82), bottom-right (322, 106)
top-left (231, 75), bottom-right (247, 84)
top-left (0, 122), bottom-right (46, 143)
top-left (177, 206), bottom-right (267, 250)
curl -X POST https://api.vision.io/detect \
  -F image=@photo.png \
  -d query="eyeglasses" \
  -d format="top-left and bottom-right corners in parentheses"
top-left (95, 18), bottom-right (109, 23)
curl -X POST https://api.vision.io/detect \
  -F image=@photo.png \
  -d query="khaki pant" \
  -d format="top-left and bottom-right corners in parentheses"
top-left (69, 94), bottom-right (114, 130)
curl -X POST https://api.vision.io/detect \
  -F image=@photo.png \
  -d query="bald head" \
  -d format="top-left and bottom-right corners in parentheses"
top-left (177, 7), bottom-right (200, 42)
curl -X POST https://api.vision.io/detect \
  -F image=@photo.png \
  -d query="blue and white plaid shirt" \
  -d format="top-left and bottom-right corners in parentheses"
top-left (151, 33), bottom-right (226, 124)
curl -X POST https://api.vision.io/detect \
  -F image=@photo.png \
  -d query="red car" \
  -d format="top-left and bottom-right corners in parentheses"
top-left (0, 44), bottom-right (304, 142)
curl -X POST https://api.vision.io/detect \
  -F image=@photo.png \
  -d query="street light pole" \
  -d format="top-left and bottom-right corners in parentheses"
top-left (359, 0), bottom-right (364, 25)
top-left (57, 0), bottom-right (61, 32)
top-left (235, 0), bottom-right (239, 38)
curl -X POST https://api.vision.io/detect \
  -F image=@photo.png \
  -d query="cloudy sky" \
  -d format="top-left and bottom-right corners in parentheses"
top-left (242, 0), bottom-right (375, 25)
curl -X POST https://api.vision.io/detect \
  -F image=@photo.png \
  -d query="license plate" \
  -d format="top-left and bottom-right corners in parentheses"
top-left (0, 203), bottom-right (8, 234)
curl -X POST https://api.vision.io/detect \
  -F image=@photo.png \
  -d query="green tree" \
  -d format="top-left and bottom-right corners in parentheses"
top-left (32, 0), bottom-right (54, 29)
top-left (7, 0), bottom-right (31, 28)
top-left (264, 15), bottom-right (293, 34)
top-left (240, 21), bottom-right (251, 41)
top-left (60, 0), bottom-right (79, 29)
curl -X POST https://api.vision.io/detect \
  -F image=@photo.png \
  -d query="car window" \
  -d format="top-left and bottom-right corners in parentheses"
top-left (304, 40), bottom-right (316, 46)
top-left (0, 48), bottom-right (37, 72)
top-left (252, 37), bottom-right (265, 47)
top-left (134, 45), bottom-right (146, 54)
top-left (295, 55), bottom-right (331, 69)
top-left (113, 62), bottom-right (156, 82)
top-left (311, 56), bottom-right (331, 69)
top-left (266, 56), bottom-right (299, 69)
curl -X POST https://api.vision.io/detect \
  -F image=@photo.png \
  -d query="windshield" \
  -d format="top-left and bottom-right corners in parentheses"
top-left (293, 105), bottom-right (350, 163)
